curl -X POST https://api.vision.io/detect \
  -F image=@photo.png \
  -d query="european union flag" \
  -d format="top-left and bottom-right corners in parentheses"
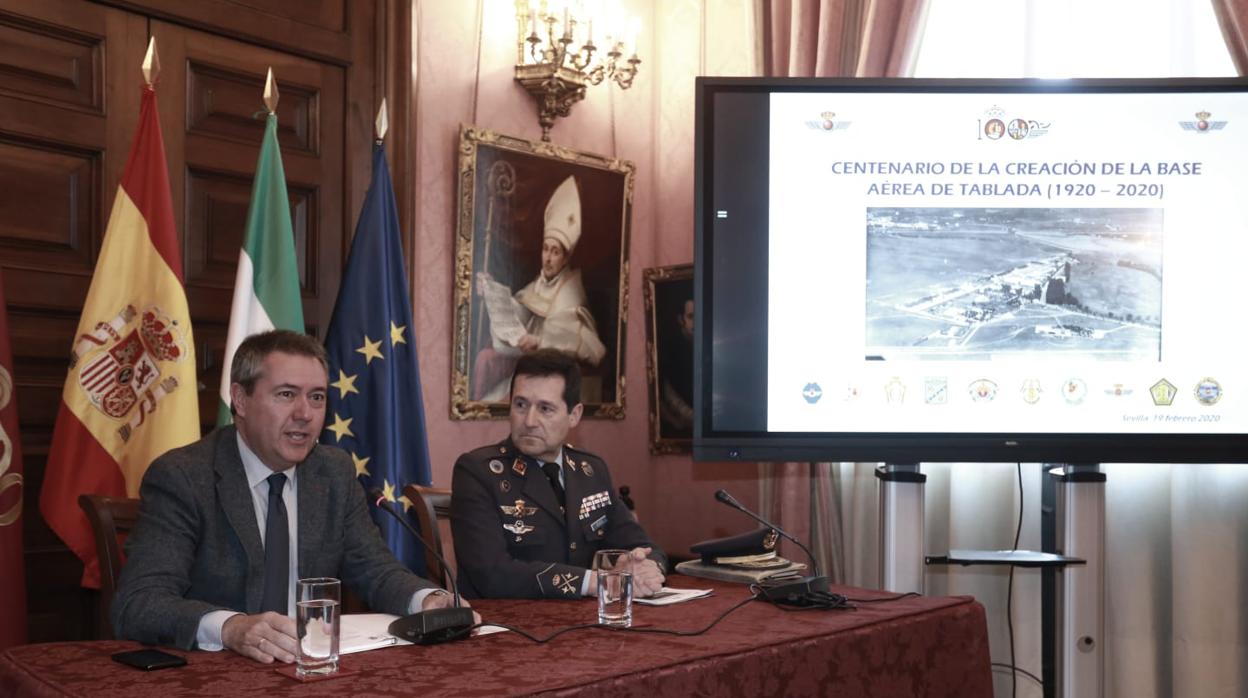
top-left (321, 143), bottom-right (431, 574)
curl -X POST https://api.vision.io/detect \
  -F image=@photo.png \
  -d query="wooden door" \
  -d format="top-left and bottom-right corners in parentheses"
top-left (0, 0), bottom-right (392, 642)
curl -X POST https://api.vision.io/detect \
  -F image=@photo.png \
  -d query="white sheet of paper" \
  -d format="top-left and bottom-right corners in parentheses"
top-left (634, 586), bottom-right (714, 606)
top-left (480, 277), bottom-right (527, 344)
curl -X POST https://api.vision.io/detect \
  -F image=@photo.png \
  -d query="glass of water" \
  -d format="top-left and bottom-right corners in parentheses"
top-left (593, 549), bottom-right (633, 627)
top-left (296, 577), bottom-right (340, 676)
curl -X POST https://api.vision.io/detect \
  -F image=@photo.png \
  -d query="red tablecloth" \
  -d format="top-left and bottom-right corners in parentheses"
top-left (0, 578), bottom-right (991, 697)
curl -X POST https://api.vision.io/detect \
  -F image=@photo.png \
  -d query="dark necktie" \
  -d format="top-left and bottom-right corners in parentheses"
top-left (540, 461), bottom-right (565, 505)
top-left (260, 472), bottom-right (289, 614)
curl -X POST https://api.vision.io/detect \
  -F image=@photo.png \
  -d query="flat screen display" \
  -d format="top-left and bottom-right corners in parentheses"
top-left (694, 77), bottom-right (1248, 463)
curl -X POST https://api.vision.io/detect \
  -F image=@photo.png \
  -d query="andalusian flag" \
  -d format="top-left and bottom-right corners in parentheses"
top-left (40, 43), bottom-right (200, 588)
top-left (217, 69), bottom-right (304, 425)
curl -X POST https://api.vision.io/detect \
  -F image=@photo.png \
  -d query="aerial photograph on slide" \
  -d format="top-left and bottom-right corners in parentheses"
top-left (864, 207), bottom-right (1163, 360)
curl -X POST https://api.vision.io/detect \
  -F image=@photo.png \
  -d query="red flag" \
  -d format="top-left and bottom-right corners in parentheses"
top-left (39, 82), bottom-right (200, 588)
top-left (0, 268), bottom-right (29, 649)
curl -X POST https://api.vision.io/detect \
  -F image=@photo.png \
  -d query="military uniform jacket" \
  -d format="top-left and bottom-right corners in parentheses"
top-left (451, 439), bottom-right (666, 599)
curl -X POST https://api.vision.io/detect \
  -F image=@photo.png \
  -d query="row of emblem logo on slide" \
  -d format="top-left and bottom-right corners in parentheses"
top-left (800, 377), bottom-right (1222, 407)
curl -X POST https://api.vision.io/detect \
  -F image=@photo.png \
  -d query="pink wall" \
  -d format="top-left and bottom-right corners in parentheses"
top-left (407, 0), bottom-right (764, 558)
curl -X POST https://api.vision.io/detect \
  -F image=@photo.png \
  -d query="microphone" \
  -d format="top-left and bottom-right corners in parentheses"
top-left (370, 488), bottom-right (475, 644)
top-left (714, 489), bottom-right (837, 607)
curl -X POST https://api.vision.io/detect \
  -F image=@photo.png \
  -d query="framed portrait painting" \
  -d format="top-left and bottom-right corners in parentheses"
top-left (451, 126), bottom-right (634, 419)
top-left (643, 264), bottom-right (694, 453)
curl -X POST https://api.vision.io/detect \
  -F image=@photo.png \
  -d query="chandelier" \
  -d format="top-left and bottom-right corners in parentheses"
top-left (514, 0), bottom-right (641, 141)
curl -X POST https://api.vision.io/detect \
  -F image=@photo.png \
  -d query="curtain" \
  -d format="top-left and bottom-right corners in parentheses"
top-left (755, 0), bottom-right (929, 581)
top-left (1211, 0), bottom-right (1248, 75)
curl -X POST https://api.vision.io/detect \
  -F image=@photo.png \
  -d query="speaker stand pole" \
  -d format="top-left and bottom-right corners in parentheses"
top-left (876, 463), bottom-right (925, 593)
top-left (1050, 463), bottom-right (1105, 698)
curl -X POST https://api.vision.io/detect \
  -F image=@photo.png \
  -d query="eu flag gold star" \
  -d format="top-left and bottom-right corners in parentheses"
top-left (326, 413), bottom-right (354, 442)
top-left (398, 495), bottom-right (413, 512)
top-left (351, 452), bottom-right (371, 478)
top-left (382, 479), bottom-right (397, 502)
top-left (390, 321), bottom-right (407, 346)
top-left (356, 335), bottom-right (384, 364)
top-left (331, 370), bottom-right (359, 399)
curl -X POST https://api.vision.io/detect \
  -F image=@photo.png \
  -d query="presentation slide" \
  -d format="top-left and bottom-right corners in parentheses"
top-left (766, 90), bottom-right (1248, 434)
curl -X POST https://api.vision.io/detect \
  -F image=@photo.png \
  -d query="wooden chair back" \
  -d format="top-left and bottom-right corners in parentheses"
top-left (76, 494), bottom-right (140, 639)
top-left (401, 484), bottom-right (453, 589)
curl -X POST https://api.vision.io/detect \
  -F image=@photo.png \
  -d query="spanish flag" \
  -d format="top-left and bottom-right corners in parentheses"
top-left (39, 45), bottom-right (199, 588)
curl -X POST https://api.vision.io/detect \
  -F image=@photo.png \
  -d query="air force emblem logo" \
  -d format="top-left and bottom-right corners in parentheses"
top-left (71, 305), bottom-right (188, 442)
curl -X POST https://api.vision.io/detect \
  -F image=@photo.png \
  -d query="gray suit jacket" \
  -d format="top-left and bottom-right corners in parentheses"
top-left (111, 427), bottom-right (436, 649)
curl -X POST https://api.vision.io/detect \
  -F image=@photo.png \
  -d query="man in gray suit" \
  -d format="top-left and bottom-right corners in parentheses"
top-left (112, 330), bottom-right (473, 663)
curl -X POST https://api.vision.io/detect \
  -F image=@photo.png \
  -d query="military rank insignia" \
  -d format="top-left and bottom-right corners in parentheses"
top-left (551, 572), bottom-right (580, 596)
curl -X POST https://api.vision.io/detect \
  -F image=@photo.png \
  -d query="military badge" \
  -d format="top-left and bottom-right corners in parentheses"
top-left (500, 499), bottom-right (537, 517)
top-left (489, 459), bottom-right (505, 474)
top-left (581, 461), bottom-right (593, 476)
top-left (1150, 379), bottom-right (1177, 406)
top-left (512, 458), bottom-right (527, 476)
top-left (1104, 383), bottom-right (1133, 397)
top-left (1062, 378), bottom-right (1087, 405)
top-left (503, 519), bottom-right (535, 535)
top-left (1180, 110), bottom-right (1227, 133)
top-left (499, 480), bottom-right (511, 493)
top-left (884, 377), bottom-right (906, 405)
top-left (969, 379), bottom-right (997, 403)
top-left (1020, 378), bottom-right (1042, 405)
top-left (1195, 378), bottom-right (1222, 406)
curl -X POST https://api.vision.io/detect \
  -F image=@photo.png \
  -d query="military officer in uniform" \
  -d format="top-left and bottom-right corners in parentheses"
top-left (451, 349), bottom-right (666, 599)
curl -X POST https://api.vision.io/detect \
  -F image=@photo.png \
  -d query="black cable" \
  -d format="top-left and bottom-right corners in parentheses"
top-left (464, 593), bottom-right (759, 643)
top-left (991, 662), bottom-right (1043, 688)
top-left (845, 591), bottom-right (922, 603)
top-left (1008, 461), bottom-right (1025, 698)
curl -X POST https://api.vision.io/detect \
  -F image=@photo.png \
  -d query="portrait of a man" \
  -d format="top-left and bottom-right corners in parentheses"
top-left (452, 127), bottom-right (634, 419)
top-left (644, 264), bottom-right (694, 452)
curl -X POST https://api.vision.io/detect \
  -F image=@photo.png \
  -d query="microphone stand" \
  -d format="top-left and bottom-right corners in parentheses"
top-left (714, 489), bottom-right (839, 606)
top-left (371, 489), bottom-right (475, 644)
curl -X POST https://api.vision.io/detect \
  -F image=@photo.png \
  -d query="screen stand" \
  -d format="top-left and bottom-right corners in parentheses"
top-left (875, 463), bottom-right (925, 593)
top-left (1049, 463), bottom-right (1106, 698)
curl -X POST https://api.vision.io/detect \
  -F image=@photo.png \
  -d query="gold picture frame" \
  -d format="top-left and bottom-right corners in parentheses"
top-left (451, 125), bottom-right (634, 419)
top-left (643, 264), bottom-right (694, 453)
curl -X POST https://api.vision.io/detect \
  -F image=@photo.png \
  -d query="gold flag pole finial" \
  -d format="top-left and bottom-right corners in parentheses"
top-left (142, 37), bottom-right (160, 86)
top-left (263, 67), bottom-right (279, 114)
top-left (375, 98), bottom-right (388, 142)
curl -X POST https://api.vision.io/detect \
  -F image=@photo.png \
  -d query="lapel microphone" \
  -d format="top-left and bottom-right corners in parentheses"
top-left (370, 489), bottom-right (476, 644)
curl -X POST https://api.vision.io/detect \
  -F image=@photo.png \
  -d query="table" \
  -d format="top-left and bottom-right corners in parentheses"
top-left (0, 578), bottom-right (991, 697)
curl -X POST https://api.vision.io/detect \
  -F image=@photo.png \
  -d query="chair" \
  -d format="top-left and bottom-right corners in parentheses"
top-left (77, 494), bottom-right (140, 640)
top-left (401, 484), bottom-right (453, 589)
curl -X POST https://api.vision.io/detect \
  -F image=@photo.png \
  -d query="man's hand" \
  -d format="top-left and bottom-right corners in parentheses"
top-left (222, 612), bottom-right (297, 664)
top-left (626, 546), bottom-right (666, 597)
top-left (421, 591), bottom-right (482, 626)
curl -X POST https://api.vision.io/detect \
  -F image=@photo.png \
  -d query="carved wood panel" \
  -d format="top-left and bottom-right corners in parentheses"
top-left (0, 0), bottom-right (383, 643)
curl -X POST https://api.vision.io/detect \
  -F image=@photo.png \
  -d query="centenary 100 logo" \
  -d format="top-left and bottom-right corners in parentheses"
top-left (979, 106), bottom-right (1050, 141)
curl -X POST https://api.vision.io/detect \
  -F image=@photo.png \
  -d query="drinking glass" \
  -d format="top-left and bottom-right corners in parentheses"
top-left (296, 577), bottom-right (340, 676)
top-left (593, 549), bottom-right (633, 627)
